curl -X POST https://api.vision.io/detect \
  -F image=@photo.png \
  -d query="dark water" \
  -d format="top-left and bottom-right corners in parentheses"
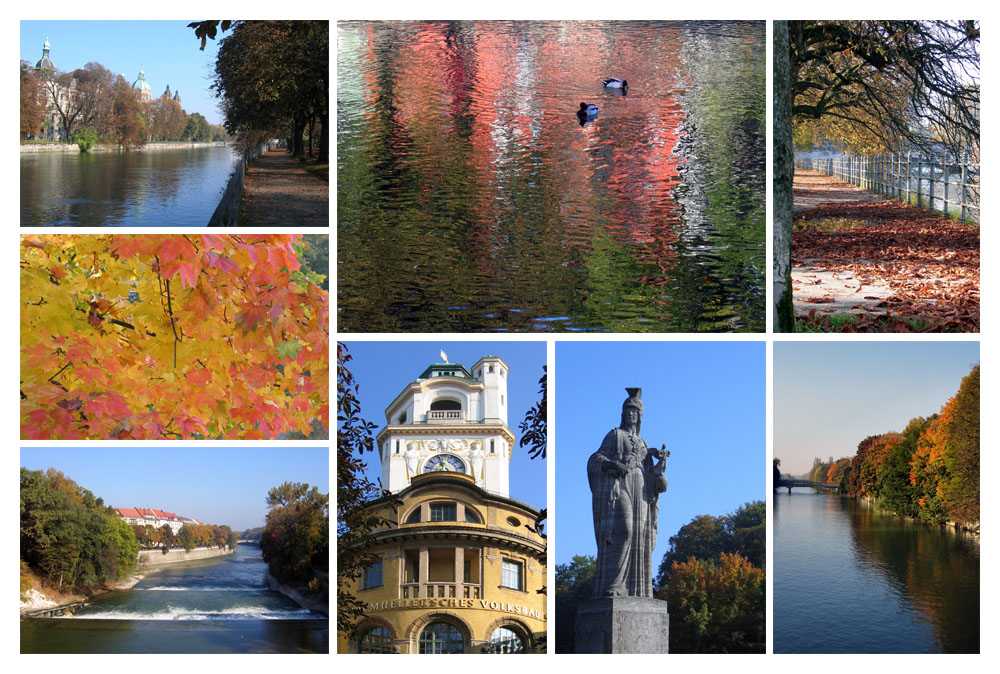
top-left (20, 545), bottom-right (328, 653)
top-left (774, 492), bottom-right (979, 653)
top-left (21, 145), bottom-right (238, 226)
top-left (337, 20), bottom-right (765, 332)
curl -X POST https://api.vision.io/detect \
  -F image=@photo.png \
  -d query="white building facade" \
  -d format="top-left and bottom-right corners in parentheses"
top-left (375, 356), bottom-right (514, 496)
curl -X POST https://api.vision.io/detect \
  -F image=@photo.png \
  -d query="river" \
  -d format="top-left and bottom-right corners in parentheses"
top-left (773, 491), bottom-right (979, 653)
top-left (337, 20), bottom-right (765, 332)
top-left (20, 544), bottom-right (328, 654)
top-left (20, 145), bottom-right (238, 226)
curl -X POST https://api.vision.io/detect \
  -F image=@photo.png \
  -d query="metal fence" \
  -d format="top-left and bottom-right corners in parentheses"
top-left (207, 140), bottom-right (278, 226)
top-left (796, 151), bottom-right (980, 223)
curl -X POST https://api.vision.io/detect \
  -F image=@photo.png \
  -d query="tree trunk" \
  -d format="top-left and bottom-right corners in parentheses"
top-left (773, 21), bottom-right (796, 332)
top-left (318, 112), bottom-right (329, 165)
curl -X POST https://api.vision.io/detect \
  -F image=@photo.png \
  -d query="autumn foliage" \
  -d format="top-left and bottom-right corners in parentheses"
top-left (847, 366), bottom-right (979, 527)
top-left (21, 235), bottom-right (329, 440)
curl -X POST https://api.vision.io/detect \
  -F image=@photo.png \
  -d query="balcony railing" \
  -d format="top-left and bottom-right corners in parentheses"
top-left (427, 411), bottom-right (464, 422)
top-left (400, 582), bottom-right (481, 599)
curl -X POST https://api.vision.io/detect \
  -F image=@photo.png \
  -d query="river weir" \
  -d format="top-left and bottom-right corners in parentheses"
top-left (774, 491), bottom-right (979, 653)
top-left (20, 144), bottom-right (239, 226)
top-left (20, 544), bottom-right (328, 653)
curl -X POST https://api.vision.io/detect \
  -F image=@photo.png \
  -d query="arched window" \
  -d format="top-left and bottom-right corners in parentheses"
top-left (464, 508), bottom-right (482, 523)
top-left (418, 621), bottom-right (465, 654)
top-left (489, 626), bottom-right (525, 653)
top-left (405, 508), bottom-right (422, 524)
top-left (430, 399), bottom-right (461, 410)
top-left (358, 626), bottom-right (393, 653)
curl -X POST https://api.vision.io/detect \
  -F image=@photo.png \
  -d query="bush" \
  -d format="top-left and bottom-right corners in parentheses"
top-left (72, 127), bottom-right (99, 152)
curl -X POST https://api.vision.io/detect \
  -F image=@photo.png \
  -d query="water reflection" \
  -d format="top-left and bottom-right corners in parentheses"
top-left (21, 146), bottom-right (239, 226)
top-left (337, 20), bottom-right (765, 332)
top-left (774, 493), bottom-right (979, 653)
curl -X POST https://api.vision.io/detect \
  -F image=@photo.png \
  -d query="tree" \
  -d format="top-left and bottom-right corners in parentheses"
top-left (336, 342), bottom-right (388, 634)
top-left (107, 78), bottom-right (145, 149)
top-left (44, 62), bottom-right (115, 141)
top-left (662, 552), bottom-right (764, 653)
top-left (554, 555), bottom-right (596, 653)
top-left (21, 235), bottom-right (329, 440)
top-left (773, 457), bottom-right (782, 489)
top-left (20, 61), bottom-right (45, 139)
top-left (210, 21), bottom-right (328, 161)
top-left (184, 112), bottom-right (212, 142)
top-left (519, 366), bottom-right (546, 460)
top-left (261, 481), bottom-right (329, 580)
top-left (773, 21), bottom-right (980, 331)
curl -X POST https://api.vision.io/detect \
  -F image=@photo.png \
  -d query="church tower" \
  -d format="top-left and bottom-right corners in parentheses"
top-left (376, 356), bottom-right (513, 495)
top-left (132, 66), bottom-right (151, 101)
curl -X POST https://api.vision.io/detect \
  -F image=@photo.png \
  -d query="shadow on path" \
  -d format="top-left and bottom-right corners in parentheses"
top-left (791, 169), bottom-right (978, 332)
top-left (240, 149), bottom-right (328, 227)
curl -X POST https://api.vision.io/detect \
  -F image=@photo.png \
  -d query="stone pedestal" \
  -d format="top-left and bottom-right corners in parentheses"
top-left (574, 596), bottom-right (669, 654)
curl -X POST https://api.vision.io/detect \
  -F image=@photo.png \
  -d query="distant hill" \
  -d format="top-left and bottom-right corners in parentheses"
top-left (241, 527), bottom-right (264, 541)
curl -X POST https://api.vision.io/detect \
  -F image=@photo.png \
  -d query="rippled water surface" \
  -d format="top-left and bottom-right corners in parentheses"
top-left (21, 145), bottom-right (239, 226)
top-left (338, 20), bottom-right (765, 332)
top-left (20, 544), bottom-right (328, 653)
top-left (774, 492), bottom-right (979, 653)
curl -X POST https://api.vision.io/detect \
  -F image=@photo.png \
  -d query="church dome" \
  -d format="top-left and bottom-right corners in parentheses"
top-left (35, 38), bottom-right (55, 72)
top-left (132, 67), bottom-right (151, 94)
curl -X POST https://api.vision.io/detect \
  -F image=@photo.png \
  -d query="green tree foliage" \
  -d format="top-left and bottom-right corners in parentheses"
top-left (654, 500), bottom-right (765, 590)
top-left (554, 555), bottom-right (596, 653)
top-left (337, 342), bottom-right (388, 634)
top-left (72, 127), bottom-right (98, 152)
top-left (20, 467), bottom-right (139, 592)
top-left (211, 20), bottom-right (328, 161)
top-left (261, 481), bottom-right (329, 582)
top-left (663, 552), bottom-right (765, 653)
top-left (519, 366), bottom-right (547, 460)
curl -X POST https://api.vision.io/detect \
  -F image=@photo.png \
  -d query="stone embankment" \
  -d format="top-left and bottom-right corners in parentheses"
top-left (139, 546), bottom-right (235, 567)
top-left (20, 141), bottom-right (229, 154)
top-left (265, 570), bottom-right (328, 616)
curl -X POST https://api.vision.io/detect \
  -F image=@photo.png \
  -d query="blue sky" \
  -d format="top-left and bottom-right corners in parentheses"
top-left (339, 341), bottom-right (547, 508)
top-left (554, 341), bottom-right (765, 567)
top-left (21, 20), bottom-right (224, 125)
top-left (19, 447), bottom-right (329, 532)
top-left (774, 341), bottom-right (980, 476)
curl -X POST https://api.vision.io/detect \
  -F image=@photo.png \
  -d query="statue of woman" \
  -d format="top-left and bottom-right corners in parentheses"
top-left (587, 388), bottom-right (668, 598)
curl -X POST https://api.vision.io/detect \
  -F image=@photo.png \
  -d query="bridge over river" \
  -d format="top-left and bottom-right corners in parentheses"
top-left (776, 475), bottom-right (840, 494)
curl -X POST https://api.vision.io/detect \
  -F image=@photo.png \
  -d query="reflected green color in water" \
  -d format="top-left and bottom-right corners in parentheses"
top-left (21, 145), bottom-right (238, 226)
top-left (337, 20), bottom-right (765, 332)
top-left (20, 545), bottom-right (328, 653)
top-left (774, 492), bottom-right (978, 653)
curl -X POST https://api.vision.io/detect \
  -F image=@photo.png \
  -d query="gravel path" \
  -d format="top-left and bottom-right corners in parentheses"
top-left (240, 149), bottom-right (329, 227)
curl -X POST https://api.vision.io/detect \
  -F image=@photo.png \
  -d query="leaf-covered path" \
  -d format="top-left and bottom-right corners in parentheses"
top-left (791, 169), bottom-right (979, 331)
top-left (239, 149), bottom-right (329, 227)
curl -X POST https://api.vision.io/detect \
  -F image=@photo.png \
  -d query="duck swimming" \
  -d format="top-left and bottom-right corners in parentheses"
top-left (577, 102), bottom-right (599, 117)
top-left (602, 78), bottom-right (628, 91)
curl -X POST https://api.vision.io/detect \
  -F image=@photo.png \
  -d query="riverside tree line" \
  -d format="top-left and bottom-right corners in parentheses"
top-left (20, 61), bottom-right (228, 149)
top-left (20, 467), bottom-right (235, 596)
top-left (556, 501), bottom-right (765, 654)
top-left (788, 364), bottom-right (979, 528)
top-left (260, 481), bottom-right (329, 603)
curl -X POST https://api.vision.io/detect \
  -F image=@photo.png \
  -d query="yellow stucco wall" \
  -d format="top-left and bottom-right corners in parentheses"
top-left (338, 474), bottom-right (546, 653)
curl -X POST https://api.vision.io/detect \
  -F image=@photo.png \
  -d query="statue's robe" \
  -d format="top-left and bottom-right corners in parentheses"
top-left (588, 428), bottom-right (665, 598)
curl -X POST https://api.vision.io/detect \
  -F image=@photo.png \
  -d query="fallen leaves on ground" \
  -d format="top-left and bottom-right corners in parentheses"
top-left (793, 200), bottom-right (979, 332)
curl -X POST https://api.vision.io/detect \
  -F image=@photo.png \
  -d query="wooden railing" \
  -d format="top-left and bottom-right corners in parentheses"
top-left (796, 150), bottom-right (979, 223)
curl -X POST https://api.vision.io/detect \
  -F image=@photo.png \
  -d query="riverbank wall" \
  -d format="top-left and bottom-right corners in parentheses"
top-left (138, 546), bottom-right (235, 567)
top-left (208, 140), bottom-right (279, 226)
top-left (265, 569), bottom-right (328, 616)
top-left (20, 141), bottom-right (230, 154)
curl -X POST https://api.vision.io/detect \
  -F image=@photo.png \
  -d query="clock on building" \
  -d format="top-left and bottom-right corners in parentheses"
top-left (422, 455), bottom-right (466, 474)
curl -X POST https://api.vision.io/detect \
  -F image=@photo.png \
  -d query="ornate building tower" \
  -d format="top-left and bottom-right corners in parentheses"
top-left (339, 355), bottom-right (546, 654)
top-left (132, 66), bottom-right (151, 101)
top-left (34, 37), bottom-right (55, 73)
top-left (376, 356), bottom-right (512, 495)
